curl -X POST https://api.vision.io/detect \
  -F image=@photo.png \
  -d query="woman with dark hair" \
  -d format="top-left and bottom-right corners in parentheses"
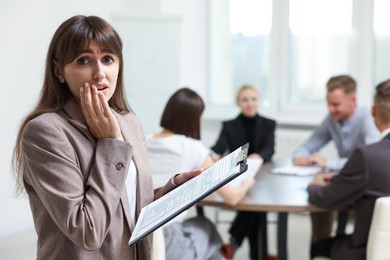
top-left (147, 88), bottom-right (255, 260)
top-left (13, 15), bottom-right (199, 260)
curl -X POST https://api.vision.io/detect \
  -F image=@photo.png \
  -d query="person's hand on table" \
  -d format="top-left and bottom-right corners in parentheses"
top-left (248, 153), bottom-right (262, 160)
top-left (308, 153), bottom-right (326, 168)
top-left (309, 172), bottom-right (337, 186)
top-left (242, 178), bottom-right (255, 189)
top-left (210, 153), bottom-right (221, 162)
top-left (293, 156), bottom-right (312, 166)
top-left (294, 154), bottom-right (326, 169)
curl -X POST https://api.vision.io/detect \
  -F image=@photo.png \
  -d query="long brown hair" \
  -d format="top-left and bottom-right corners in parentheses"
top-left (160, 88), bottom-right (205, 139)
top-left (13, 15), bottom-right (130, 195)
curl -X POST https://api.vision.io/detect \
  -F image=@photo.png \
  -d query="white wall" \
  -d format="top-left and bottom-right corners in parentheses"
top-left (161, 0), bottom-right (208, 97)
top-left (0, 0), bottom-right (208, 236)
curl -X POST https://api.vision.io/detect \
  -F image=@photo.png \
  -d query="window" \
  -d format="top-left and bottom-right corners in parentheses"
top-left (209, 0), bottom-right (272, 106)
top-left (288, 0), bottom-right (352, 105)
top-left (230, 0), bottom-right (272, 107)
top-left (374, 0), bottom-right (390, 83)
top-left (208, 0), bottom-right (379, 123)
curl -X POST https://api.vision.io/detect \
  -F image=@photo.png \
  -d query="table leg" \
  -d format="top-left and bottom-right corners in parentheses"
top-left (252, 212), bottom-right (268, 260)
top-left (336, 210), bottom-right (349, 235)
top-left (277, 212), bottom-right (288, 260)
top-left (196, 206), bottom-right (204, 216)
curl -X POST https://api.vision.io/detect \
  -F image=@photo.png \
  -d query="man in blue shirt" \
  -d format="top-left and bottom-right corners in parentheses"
top-left (293, 75), bottom-right (380, 243)
top-left (294, 75), bottom-right (379, 172)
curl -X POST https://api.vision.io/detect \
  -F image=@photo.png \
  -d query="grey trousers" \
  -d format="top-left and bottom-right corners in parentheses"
top-left (163, 216), bottom-right (222, 260)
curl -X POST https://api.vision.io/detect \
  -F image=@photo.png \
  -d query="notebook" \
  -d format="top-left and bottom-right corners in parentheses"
top-left (128, 143), bottom-right (249, 245)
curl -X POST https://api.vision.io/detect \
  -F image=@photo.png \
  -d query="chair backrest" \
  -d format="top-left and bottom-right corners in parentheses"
top-left (367, 196), bottom-right (390, 260)
top-left (152, 228), bottom-right (166, 260)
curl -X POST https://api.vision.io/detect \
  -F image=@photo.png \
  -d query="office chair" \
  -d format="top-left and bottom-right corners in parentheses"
top-left (366, 196), bottom-right (390, 260)
top-left (152, 228), bottom-right (166, 260)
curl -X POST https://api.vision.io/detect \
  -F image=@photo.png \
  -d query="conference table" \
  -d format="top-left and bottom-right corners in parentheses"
top-left (198, 159), bottom-right (325, 260)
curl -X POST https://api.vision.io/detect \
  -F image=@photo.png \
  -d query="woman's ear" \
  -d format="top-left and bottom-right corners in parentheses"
top-left (52, 60), bottom-right (65, 83)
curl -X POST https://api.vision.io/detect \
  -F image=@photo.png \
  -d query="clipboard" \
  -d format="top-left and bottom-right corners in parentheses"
top-left (228, 157), bottom-right (263, 187)
top-left (128, 143), bottom-right (249, 245)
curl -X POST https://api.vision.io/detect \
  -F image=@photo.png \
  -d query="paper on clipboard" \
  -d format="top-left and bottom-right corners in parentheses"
top-left (271, 165), bottom-right (322, 176)
top-left (128, 143), bottom-right (249, 245)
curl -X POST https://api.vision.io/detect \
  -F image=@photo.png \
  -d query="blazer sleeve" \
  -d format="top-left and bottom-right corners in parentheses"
top-left (308, 147), bottom-right (368, 209)
top-left (22, 118), bottom-right (132, 250)
top-left (211, 122), bottom-right (230, 155)
top-left (257, 119), bottom-right (276, 162)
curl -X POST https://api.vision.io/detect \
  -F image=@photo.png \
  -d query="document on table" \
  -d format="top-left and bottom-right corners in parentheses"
top-left (228, 158), bottom-right (263, 187)
top-left (128, 143), bottom-right (249, 245)
top-left (271, 165), bottom-right (322, 176)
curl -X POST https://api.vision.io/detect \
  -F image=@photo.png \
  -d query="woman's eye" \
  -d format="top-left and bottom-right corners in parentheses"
top-left (102, 56), bottom-right (114, 64)
top-left (77, 57), bottom-right (89, 65)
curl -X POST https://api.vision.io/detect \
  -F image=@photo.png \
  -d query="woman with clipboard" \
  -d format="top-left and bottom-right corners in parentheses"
top-left (12, 16), bottom-right (202, 260)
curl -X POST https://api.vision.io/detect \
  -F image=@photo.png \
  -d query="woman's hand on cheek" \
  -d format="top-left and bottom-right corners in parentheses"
top-left (80, 83), bottom-right (123, 140)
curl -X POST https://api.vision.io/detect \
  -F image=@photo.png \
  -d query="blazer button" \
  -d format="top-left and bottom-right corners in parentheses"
top-left (116, 163), bottom-right (124, 171)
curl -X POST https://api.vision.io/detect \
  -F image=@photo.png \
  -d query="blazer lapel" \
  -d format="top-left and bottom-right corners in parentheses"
top-left (115, 111), bottom-right (133, 146)
top-left (61, 98), bottom-right (97, 146)
top-left (115, 111), bottom-right (137, 231)
top-left (115, 111), bottom-right (153, 220)
top-left (120, 184), bottom-right (134, 233)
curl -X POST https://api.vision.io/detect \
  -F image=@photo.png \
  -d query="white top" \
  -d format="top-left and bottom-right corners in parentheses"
top-left (146, 133), bottom-right (210, 222)
top-left (125, 159), bottom-right (137, 228)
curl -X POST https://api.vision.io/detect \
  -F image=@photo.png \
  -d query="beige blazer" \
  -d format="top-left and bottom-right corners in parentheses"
top-left (22, 98), bottom-right (171, 260)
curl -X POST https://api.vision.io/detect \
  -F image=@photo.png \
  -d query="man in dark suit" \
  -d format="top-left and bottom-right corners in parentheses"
top-left (308, 79), bottom-right (390, 260)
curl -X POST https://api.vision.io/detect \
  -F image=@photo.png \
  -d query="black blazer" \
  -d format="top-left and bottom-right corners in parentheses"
top-left (211, 114), bottom-right (276, 162)
top-left (308, 134), bottom-right (390, 260)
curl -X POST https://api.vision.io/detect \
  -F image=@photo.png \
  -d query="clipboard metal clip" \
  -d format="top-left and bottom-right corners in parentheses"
top-left (235, 149), bottom-right (247, 166)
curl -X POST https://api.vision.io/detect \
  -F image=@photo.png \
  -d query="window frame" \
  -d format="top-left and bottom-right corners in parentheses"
top-left (206, 0), bottom-right (377, 126)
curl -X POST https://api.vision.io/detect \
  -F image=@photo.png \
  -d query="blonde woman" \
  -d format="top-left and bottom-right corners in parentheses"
top-left (211, 84), bottom-right (276, 259)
